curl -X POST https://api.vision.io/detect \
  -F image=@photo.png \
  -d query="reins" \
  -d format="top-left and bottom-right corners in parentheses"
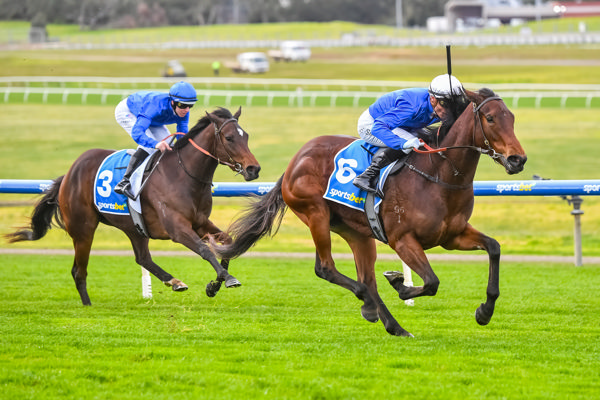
top-left (168, 116), bottom-right (245, 183)
top-left (406, 95), bottom-right (504, 189)
top-left (413, 96), bottom-right (503, 157)
top-left (185, 117), bottom-right (244, 174)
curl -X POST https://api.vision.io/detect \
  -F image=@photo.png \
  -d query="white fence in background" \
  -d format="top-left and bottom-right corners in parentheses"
top-left (2, 86), bottom-right (599, 109)
top-left (2, 76), bottom-right (600, 92)
top-left (2, 77), bottom-right (600, 108)
top-left (3, 32), bottom-right (600, 50)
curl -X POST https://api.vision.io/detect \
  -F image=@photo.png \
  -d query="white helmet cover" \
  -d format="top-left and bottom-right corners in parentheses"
top-left (429, 74), bottom-right (464, 98)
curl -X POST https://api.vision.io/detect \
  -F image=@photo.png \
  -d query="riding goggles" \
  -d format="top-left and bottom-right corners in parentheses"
top-left (175, 102), bottom-right (194, 109)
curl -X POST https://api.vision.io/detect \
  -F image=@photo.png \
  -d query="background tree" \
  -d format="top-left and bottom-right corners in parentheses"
top-left (3, 0), bottom-right (592, 28)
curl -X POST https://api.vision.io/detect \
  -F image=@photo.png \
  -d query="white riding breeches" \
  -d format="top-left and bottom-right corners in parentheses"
top-left (357, 109), bottom-right (416, 148)
top-left (115, 98), bottom-right (171, 153)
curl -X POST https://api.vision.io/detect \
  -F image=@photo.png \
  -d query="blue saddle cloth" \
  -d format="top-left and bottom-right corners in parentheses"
top-left (323, 140), bottom-right (396, 212)
top-left (93, 150), bottom-right (131, 215)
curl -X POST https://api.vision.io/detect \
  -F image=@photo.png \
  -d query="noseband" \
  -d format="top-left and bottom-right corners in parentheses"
top-left (185, 117), bottom-right (245, 175)
top-left (408, 95), bottom-right (507, 189)
top-left (472, 96), bottom-right (505, 162)
top-left (213, 117), bottom-right (244, 174)
top-left (415, 95), bottom-right (504, 161)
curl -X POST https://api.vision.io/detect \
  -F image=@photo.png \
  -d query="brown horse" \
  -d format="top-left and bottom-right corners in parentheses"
top-left (7, 107), bottom-right (260, 306)
top-left (215, 89), bottom-right (527, 337)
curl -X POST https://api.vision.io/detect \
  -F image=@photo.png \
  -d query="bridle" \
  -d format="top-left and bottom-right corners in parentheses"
top-left (470, 96), bottom-right (506, 162)
top-left (414, 95), bottom-right (504, 160)
top-left (186, 117), bottom-right (244, 174)
top-left (407, 95), bottom-right (506, 189)
top-left (177, 116), bottom-right (245, 183)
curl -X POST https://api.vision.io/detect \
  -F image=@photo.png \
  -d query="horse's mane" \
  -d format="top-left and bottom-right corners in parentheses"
top-left (415, 88), bottom-right (497, 145)
top-left (172, 107), bottom-right (233, 150)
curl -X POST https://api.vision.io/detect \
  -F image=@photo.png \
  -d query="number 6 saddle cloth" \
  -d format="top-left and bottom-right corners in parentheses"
top-left (323, 140), bottom-right (397, 212)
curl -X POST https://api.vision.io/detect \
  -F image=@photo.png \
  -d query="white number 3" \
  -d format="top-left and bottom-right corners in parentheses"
top-left (97, 170), bottom-right (113, 197)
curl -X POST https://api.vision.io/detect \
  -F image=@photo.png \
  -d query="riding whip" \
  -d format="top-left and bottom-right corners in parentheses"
top-left (446, 44), bottom-right (453, 96)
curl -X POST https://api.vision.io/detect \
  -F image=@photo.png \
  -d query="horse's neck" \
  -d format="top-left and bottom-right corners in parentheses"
top-left (179, 129), bottom-right (219, 181)
top-left (432, 103), bottom-right (481, 184)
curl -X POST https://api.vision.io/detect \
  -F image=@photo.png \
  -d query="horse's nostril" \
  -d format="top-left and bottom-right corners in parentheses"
top-left (506, 155), bottom-right (526, 173)
top-left (508, 155), bottom-right (526, 167)
top-left (246, 165), bottom-right (261, 179)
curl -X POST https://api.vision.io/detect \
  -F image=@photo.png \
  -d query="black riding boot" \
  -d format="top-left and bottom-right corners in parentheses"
top-left (114, 148), bottom-right (149, 199)
top-left (353, 147), bottom-right (404, 197)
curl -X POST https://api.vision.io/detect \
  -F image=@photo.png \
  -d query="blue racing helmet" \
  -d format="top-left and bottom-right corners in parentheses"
top-left (169, 81), bottom-right (197, 105)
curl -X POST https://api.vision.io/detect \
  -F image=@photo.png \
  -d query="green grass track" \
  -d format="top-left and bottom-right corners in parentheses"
top-left (0, 254), bottom-right (599, 399)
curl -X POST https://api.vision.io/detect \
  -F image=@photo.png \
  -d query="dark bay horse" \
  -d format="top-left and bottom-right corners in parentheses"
top-left (215, 89), bottom-right (527, 337)
top-left (7, 107), bottom-right (260, 306)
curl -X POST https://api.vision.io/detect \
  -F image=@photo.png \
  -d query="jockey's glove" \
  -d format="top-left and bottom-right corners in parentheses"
top-left (402, 137), bottom-right (422, 153)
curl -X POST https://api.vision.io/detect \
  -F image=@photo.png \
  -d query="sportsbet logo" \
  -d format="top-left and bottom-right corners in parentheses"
top-left (495, 182), bottom-right (535, 193)
top-left (97, 201), bottom-right (127, 211)
top-left (328, 188), bottom-right (366, 205)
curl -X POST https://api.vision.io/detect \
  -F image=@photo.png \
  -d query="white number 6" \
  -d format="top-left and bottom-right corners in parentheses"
top-left (335, 158), bottom-right (358, 184)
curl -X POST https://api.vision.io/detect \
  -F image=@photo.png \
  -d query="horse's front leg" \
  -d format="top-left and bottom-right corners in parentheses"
top-left (443, 223), bottom-right (500, 326)
top-left (127, 234), bottom-right (188, 292)
top-left (387, 235), bottom-right (440, 300)
top-left (202, 228), bottom-right (234, 297)
top-left (166, 217), bottom-right (241, 295)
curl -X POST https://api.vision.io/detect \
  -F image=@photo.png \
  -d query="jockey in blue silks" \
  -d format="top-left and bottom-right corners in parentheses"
top-left (113, 81), bottom-right (198, 199)
top-left (353, 74), bottom-right (466, 196)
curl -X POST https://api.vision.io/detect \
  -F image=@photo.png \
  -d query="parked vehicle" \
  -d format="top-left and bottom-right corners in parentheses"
top-left (162, 60), bottom-right (187, 77)
top-left (225, 52), bottom-right (270, 74)
top-left (268, 41), bottom-right (311, 62)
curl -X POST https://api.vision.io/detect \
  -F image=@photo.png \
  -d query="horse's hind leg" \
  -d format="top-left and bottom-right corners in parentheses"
top-left (64, 216), bottom-right (100, 305)
top-left (71, 236), bottom-right (94, 306)
top-left (61, 200), bottom-right (99, 305)
top-left (344, 233), bottom-right (412, 337)
top-left (127, 234), bottom-right (188, 292)
top-left (302, 212), bottom-right (384, 331)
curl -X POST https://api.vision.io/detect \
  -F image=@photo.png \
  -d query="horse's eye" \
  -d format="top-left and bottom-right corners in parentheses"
top-left (225, 135), bottom-right (234, 143)
top-left (485, 115), bottom-right (494, 123)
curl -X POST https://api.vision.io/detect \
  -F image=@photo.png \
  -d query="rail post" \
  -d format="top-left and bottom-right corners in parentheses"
top-left (565, 195), bottom-right (584, 266)
top-left (533, 174), bottom-right (586, 266)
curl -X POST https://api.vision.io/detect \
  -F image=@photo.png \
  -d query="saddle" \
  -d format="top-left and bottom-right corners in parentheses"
top-left (365, 158), bottom-right (407, 244)
top-left (127, 150), bottom-right (162, 237)
top-left (93, 150), bottom-right (162, 238)
top-left (323, 140), bottom-right (408, 243)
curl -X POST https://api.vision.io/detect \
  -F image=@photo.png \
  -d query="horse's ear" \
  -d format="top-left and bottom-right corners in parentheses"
top-left (464, 89), bottom-right (478, 105)
top-left (234, 107), bottom-right (242, 120)
top-left (205, 111), bottom-right (215, 123)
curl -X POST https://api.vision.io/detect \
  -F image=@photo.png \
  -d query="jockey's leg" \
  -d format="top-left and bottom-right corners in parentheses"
top-left (114, 148), bottom-right (149, 199)
top-left (353, 147), bottom-right (403, 197)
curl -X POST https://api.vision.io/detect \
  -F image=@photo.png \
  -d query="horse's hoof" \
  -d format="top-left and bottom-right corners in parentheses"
top-left (172, 283), bottom-right (188, 292)
top-left (360, 305), bottom-right (379, 323)
top-left (164, 279), bottom-right (188, 292)
top-left (475, 304), bottom-right (492, 326)
top-left (388, 326), bottom-right (414, 337)
top-left (225, 276), bottom-right (241, 288)
top-left (383, 270), bottom-right (404, 290)
top-left (206, 280), bottom-right (222, 298)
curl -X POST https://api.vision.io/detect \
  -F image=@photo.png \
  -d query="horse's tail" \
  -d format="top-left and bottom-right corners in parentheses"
top-left (5, 176), bottom-right (65, 243)
top-left (215, 175), bottom-right (287, 260)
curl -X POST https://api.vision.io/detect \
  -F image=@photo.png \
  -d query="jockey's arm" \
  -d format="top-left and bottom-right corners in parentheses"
top-left (131, 116), bottom-right (159, 149)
